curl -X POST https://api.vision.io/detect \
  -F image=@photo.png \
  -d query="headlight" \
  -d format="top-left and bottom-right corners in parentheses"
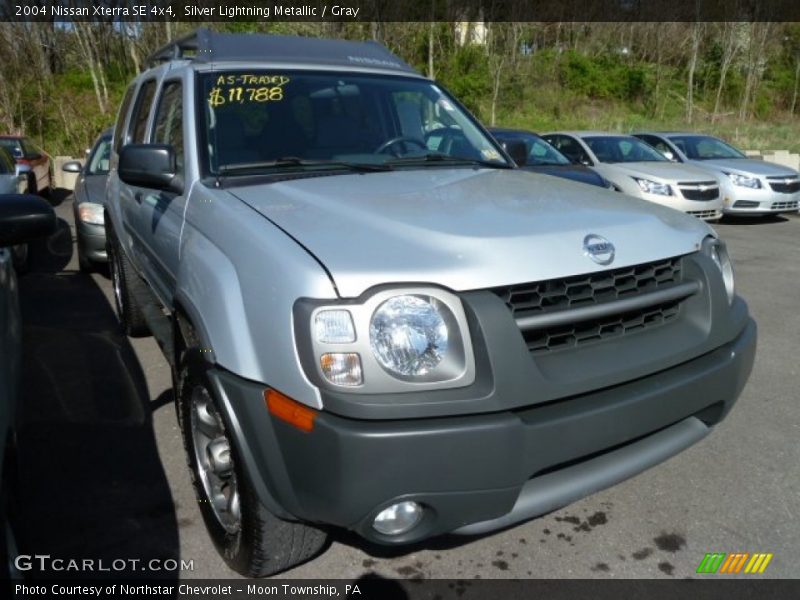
top-left (702, 237), bottom-right (735, 303)
top-left (78, 202), bottom-right (105, 225)
top-left (299, 288), bottom-right (475, 392)
top-left (369, 295), bottom-right (448, 377)
top-left (633, 177), bottom-right (672, 196)
top-left (725, 172), bottom-right (761, 189)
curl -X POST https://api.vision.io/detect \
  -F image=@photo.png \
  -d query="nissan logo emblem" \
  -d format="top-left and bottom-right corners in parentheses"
top-left (583, 234), bottom-right (615, 265)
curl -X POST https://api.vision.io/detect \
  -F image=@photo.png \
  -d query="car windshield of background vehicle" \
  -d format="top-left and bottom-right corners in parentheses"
top-left (585, 136), bottom-right (669, 163)
top-left (200, 71), bottom-right (509, 176)
top-left (87, 138), bottom-right (112, 175)
top-left (669, 136), bottom-right (747, 160)
top-left (0, 139), bottom-right (22, 158)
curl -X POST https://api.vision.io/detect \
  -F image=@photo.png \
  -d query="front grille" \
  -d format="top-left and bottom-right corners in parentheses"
top-left (733, 200), bottom-right (759, 208)
top-left (687, 209), bottom-right (721, 220)
top-left (521, 299), bottom-right (683, 353)
top-left (678, 181), bottom-right (719, 201)
top-left (771, 200), bottom-right (798, 210)
top-left (493, 257), bottom-right (687, 354)
top-left (766, 176), bottom-right (800, 194)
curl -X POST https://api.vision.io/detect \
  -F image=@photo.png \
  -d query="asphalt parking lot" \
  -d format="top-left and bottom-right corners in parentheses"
top-left (13, 193), bottom-right (799, 581)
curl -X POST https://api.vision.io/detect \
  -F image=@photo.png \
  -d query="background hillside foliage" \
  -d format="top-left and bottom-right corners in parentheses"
top-left (1, 21), bottom-right (798, 155)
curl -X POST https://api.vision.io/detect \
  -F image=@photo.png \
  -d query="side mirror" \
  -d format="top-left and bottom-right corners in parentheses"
top-left (501, 139), bottom-right (528, 167)
top-left (119, 144), bottom-right (182, 193)
top-left (62, 160), bottom-right (82, 173)
top-left (663, 150), bottom-right (677, 162)
top-left (0, 194), bottom-right (56, 247)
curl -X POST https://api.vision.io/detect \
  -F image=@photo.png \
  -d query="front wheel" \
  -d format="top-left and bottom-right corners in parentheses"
top-left (107, 233), bottom-right (149, 337)
top-left (177, 360), bottom-right (327, 577)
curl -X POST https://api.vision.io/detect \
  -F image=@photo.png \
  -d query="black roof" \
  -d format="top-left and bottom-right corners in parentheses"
top-left (147, 28), bottom-right (419, 76)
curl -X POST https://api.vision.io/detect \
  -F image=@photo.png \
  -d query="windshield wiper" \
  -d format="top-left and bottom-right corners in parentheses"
top-left (217, 157), bottom-right (394, 175)
top-left (387, 153), bottom-right (511, 169)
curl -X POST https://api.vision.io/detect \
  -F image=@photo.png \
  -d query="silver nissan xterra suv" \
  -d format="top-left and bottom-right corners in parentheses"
top-left (105, 30), bottom-right (756, 577)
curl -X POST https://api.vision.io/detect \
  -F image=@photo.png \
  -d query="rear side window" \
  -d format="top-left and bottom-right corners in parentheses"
top-left (113, 85), bottom-right (136, 155)
top-left (128, 79), bottom-right (157, 144)
top-left (546, 135), bottom-right (591, 165)
top-left (151, 80), bottom-right (184, 176)
top-left (640, 135), bottom-right (673, 157)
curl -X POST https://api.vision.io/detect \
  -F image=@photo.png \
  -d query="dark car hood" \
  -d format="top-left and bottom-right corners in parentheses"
top-left (523, 164), bottom-right (607, 188)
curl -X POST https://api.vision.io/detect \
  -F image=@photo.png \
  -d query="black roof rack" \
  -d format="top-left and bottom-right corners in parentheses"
top-left (146, 28), bottom-right (419, 75)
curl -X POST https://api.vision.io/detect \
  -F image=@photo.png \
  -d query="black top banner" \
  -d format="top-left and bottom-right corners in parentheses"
top-left (1, 0), bottom-right (800, 22)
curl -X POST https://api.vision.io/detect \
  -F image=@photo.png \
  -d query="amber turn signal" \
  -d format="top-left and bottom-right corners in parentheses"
top-left (265, 389), bottom-right (318, 433)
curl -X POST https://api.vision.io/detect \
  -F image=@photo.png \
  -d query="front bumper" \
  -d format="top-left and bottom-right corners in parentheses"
top-left (76, 221), bottom-right (107, 262)
top-left (722, 187), bottom-right (800, 215)
top-left (635, 191), bottom-right (723, 221)
top-left (210, 317), bottom-right (756, 544)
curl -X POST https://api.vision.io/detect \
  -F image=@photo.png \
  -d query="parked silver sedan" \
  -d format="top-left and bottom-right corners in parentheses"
top-left (62, 129), bottom-right (112, 272)
top-left (543, 131), bottom-right (723, 221)
top-left (633, 132), bottom-right (800, 217)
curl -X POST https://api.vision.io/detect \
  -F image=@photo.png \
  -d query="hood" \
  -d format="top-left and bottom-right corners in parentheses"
top-left (600, 161), bottom-right (716, 183)
top-left (523, 164), bottom-right (607, 188)
top-left (688, 158), bottom-right (799, 178)
top-left (227, 169), bottom-right (710, 297)
top-left (78, 174), bottom-right (108, 204)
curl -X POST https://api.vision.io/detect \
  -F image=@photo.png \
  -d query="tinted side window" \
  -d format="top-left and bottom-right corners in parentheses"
top-left (548, 135), bottom-right (591, 165)
top-left (128, 79), bottom-right (157, 144)
top-left (113, 84), bottom-right (136, 155)
top-left (640, 135), bottom-right (673, 156)
top-left (151, 81), bottom-right (184, 176)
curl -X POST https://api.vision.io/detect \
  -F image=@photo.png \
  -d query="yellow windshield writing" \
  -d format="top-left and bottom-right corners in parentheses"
top-left (208, 74), bottom-right (290, 107)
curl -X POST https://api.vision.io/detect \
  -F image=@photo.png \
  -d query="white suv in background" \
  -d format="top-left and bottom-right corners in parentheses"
top-left (634, 132), bottom-right (800, 217)
top-left (543, 132), bottom-right (723, 221)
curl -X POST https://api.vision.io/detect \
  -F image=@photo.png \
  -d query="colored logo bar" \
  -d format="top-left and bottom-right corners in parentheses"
top-left (696, 553), bottom-right (773, 574)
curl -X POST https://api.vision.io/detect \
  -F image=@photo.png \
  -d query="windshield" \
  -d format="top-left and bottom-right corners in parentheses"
top-left (0, 139), bottom-right (22, 158)
top-left (667, 135), bottom-right (746, 160)
top-left (584, 136), bottom-right (668, 163)
top-left (492, 131), bottom-right (570, 166)
top-left (86, 136), bottom-right (112, 175)
top-left (199, 71), bottom-right (509, 176)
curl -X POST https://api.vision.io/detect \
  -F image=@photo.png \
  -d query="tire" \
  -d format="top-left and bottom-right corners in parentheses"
top-left (107, 232), bottom-right (149, 337)
top-left (76, 238), bottom-right (93, 273)
top-left (177, 358), bottom-right (327, 577)
top-left (25, 173), bottom-right (36, 195)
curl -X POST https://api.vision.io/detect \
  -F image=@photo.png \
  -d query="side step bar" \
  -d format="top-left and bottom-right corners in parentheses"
top-left (130, 281), bottom-right (176, 368)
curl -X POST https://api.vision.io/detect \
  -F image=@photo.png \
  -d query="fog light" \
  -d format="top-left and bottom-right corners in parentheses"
top-left (372, 501), bottom-right (423, 536)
